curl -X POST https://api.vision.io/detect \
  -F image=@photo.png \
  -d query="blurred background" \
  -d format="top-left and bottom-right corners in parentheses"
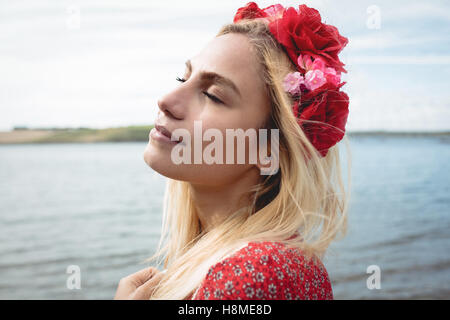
top-left (0, 0), bottom-right (449, 299)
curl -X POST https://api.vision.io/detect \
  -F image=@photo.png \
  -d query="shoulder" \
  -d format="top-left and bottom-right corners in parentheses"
top-left (192, 241), bottom-right (333, 300)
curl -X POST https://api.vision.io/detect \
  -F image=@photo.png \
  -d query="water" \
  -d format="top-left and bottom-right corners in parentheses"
top-left (327, 136), bottom-right (450, 299)
top-left (0, 137), bottom-right (449, 299)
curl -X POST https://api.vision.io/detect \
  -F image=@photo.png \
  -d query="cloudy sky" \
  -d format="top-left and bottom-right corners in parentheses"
top-left (1, 0), bottom-right (449, 131)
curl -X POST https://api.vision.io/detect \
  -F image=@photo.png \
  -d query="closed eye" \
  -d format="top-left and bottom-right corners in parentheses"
top-left (176, 76), bottom-right (224, 104)
top-left (202, 91), bottom-right (223, 104)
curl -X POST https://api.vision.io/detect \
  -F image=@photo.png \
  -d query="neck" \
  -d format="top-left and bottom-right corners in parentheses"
top-left (189, 166), bottom-right (261, 233)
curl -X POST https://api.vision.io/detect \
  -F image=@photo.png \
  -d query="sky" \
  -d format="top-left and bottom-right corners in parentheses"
top-left (1, 0), bottom-right (449, 132)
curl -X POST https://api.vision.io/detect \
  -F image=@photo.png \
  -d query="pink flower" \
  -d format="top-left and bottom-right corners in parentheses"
top-left (297, 54), bottom-right (313, 72)
top-left (282, 72), bottom-right (304, 96)
top-left (324, 67), bottom-right (341, 86)
top-left (311, 57), bottom-right (326, 72)
top-left (298, 54), bottom-right (326, 73)
top-left (304, 69), bottom-right (327, 91)
top-left (298, 54), bottom-right (341, 88)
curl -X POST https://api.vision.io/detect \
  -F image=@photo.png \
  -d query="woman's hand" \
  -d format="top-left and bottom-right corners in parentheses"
top-left (114, 267), bottom-right (164, 300)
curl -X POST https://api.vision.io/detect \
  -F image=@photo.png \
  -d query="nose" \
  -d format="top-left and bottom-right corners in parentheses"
top-left (157, 89), bottom-right (186, 120)
top-left (157, 99), bottom-right (177, 120)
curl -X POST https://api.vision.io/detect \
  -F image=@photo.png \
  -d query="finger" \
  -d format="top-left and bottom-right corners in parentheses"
top-left (133, 270), bottom-right (165, 300)
top-left (125, 267), bottom-right (159, 288)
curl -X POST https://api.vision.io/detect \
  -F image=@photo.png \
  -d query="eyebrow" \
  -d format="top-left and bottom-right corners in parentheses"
top-left (185, 59), bottom-right (241, 98)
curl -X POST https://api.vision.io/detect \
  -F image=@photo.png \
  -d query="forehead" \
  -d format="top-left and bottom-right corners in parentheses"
top-left (190, 33), bottom-right (263, 92)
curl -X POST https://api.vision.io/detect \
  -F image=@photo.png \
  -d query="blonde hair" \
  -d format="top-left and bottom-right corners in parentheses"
top-left (145, 19), bottom-right (351, 300)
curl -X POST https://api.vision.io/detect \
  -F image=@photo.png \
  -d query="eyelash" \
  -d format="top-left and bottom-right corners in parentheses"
top-left (176, 76), bottom-right (224, 104)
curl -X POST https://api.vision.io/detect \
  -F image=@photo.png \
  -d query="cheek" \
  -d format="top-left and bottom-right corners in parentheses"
top-left (201, 113), bottom-right (260, 162)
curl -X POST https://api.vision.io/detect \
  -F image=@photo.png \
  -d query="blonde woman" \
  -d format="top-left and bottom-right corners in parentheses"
top-left (114, 2), bottom-right (350, 300)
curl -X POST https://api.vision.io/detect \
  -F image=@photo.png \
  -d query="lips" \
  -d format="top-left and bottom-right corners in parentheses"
top-left (154, 123), bottom-right (182, 143)
top-left (155, 124), bottom-right (172, 139)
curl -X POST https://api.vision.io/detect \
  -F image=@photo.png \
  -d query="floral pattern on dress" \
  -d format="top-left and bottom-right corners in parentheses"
top-left (191, 240), bottom-right (333, 300)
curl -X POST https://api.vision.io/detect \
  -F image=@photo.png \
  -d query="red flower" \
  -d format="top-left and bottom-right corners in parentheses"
top-left (233, 2), bottom-right (267, 23)
top-left (293, 82), bottom-right (349, 157)
top-left (268, 5), bottom-right (348, 73)
top-left (233, 2), bottom-right (350, 157)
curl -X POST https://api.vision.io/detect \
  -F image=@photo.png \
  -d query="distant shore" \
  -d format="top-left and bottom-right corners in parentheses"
top-left (0, 126), bottom-right (449, 144)
top-left (0, 126), bottom-right (154, 144)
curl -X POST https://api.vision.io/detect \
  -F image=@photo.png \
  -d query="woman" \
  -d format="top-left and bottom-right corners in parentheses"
top-left (115, 2), bottom-right (350, 300)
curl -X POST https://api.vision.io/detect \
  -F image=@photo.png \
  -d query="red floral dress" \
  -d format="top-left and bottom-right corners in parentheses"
top-left (190, 240), bottom-right (333, 300)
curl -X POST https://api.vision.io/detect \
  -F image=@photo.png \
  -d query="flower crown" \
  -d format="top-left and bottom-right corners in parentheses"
top-left (233, 2), bottom-right (350, 157)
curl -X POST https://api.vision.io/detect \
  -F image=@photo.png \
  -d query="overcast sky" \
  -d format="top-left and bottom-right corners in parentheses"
top-left (1, 0), bottom-right (449, 131)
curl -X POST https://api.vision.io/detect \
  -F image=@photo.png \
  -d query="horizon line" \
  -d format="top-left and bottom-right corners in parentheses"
top-left (2, 125), bottom-right (450, 135)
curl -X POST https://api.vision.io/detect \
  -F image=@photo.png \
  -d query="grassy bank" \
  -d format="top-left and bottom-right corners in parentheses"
top-left (0, 126), bottom-right (153, 144)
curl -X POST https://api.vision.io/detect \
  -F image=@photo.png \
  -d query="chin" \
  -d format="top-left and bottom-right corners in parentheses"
top-left (143, 142), bottom-right (165, 170)
top-left (143, 141), bottom-right (185, 180)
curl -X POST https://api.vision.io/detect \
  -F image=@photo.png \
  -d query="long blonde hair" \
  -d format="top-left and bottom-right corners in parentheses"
top-left (145, 19), bottom-right (351, 300)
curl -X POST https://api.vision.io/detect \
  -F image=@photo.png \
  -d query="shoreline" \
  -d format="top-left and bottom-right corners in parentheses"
top-left (0, 127), bottom-right (449, 144)
top-left (0, 126), bottom-right (153, 144)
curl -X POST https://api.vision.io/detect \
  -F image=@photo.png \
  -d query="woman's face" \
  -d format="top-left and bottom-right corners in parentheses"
top-left (143, 33), bottom-right (271, 186)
